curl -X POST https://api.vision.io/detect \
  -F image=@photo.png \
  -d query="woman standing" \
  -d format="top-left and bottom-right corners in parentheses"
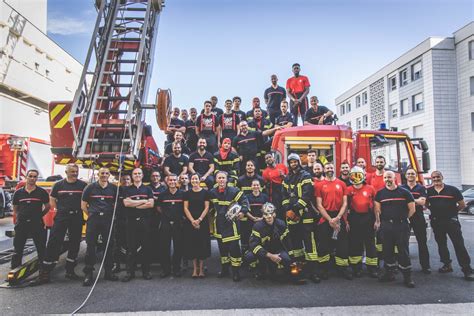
top-left (183, 174), bottom-right (211, 278)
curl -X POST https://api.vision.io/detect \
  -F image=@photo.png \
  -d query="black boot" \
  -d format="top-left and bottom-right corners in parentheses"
top-left (121, 271), bottom-right (135, 282)
top-left (232, 267), bottom-right (241, 282)
top-left (30, 269), bottom-right (50, 286)
top-left (142, 268), bottom-right (152, 280)
top-left (462, 267), bottom-right (474, 281)
top-left (367, 266), bottom-right (379, 278)
top-left (83, 272), bottom-right (94, 286)
top-left (379, 269), bottom-right (395, 282)
top-left (104, 270), bottom-right (118, 281)
top-left (217, 264), bottom-right (230, 278)
top-left (438, 263), bottom-right (453, 273)
top-left (352, 265), bottom-right (362, 278)
top-left (341, 267), bottom-right (354, 280)
top-left (307, 262), bottom-right (321, 283)
top-left (65, 261), bottom-right (80, 280)
top-left (403, 271), bottom-right (415, 288)
top-left (111, 263), bottom-right (121, 274)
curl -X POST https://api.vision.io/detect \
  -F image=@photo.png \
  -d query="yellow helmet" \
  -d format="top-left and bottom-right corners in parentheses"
top-left (350, 166), bottom-right (365, 185)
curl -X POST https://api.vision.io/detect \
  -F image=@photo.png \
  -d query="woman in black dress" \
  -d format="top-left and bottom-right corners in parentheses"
top-left (183, 173), bottom-right (211, 278)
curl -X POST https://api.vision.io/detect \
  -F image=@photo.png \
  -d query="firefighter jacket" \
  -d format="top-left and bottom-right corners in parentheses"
top-left (249, 218), bottom-right (293, 259)
top-left (209, 186), bottom-right (249, 243)
top-left (281, 168), bottom-right (313, 225)
top-left (213, 151), bottom-right (240, 181)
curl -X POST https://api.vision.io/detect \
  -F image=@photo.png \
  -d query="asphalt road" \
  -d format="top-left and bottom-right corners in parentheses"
top-left (0, 215), bottom-right (473, 315)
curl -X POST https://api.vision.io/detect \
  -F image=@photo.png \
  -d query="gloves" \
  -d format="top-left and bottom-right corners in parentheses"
top-left (286, 210), bottom-right (300, 222)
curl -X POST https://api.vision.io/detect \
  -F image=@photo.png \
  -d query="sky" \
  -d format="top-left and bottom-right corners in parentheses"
top-left (46, 0), bottom-right (472, 145)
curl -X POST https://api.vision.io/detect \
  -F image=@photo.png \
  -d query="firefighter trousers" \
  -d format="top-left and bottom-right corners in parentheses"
top-left (240, 219), bottom-right (252, 252)
top-left (113, 217), bottom-right (127, 264)
top-left (287, 221), bottom-right (318, 263)
top-left (43, 210), bottom-right (83, 272)
top-left (217, 238), bottom-right (242, 267)
top-left (410, 210), bottom-right (430, 269)
top-left (348, 212), bottom-right (377, 268)
top-left (317, 219), bottom-right (349, 268)
top-left (84, 213), bottom-right (114, 273)
top-left (126, 215), bottom-right (153, 273)
top-left (12, 220), bottom-right (46, 269)
top-left (159, 219), bottom-right (183, 273)
top-left (431, 217), bottom-right (471, 271)
top-left (381, 220), bottom-right (411, 272)
top-left (244, 250), bottom-right (291, 273)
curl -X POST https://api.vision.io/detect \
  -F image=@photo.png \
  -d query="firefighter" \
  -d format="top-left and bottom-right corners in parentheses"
top-left (245, 203), bottom-right (299, 282)
top-left (34, 164), bottom-right (87, 285)
top-left (426, 171), bottom-right (474, 281)
top-left (148, 170), bottom-right (166, 263)
top-left (218, 99), bottom-right (240, 145)
top-left (156, 174), bottom-right (185, 278)
top-left (243, 179), bottom-right (269, 253)
top-left (282, 153), bottom-right (320, 283)
top-left (303, 149), bottom-right (317, 177)
top-left (122, 168), bottom-right (155, 281)
top-left (346, 167), bottom-right (378, 278)
top-left (237, 160), bottom-right (265, 197)
top-left (401, 168), bottom-right (431, 274)
top-left (374, 171), bottom-right (416, 288)
top-left (196, 100), bottom-right (220, 154)
top-left (11, 169), bottom-right (49, 270)
top-left (339, 162), bottom-right (351, 187)
top-left (213, 138), bottom-right (240, 187)
top-left (209, 171), bottom-right (249, 282)
top-left (112, 173), bottom-right (131, 274)
top-left (188, 138), bottom-right (215, 189)
top-left (286, 63), bottom-right (310, 126)
top-left (312, 163), bottom-right (325, 183)
top-left (315, 163), bottom-right (352, 280)
top-left (81, 167), bottom-right (118, 286)
top-left (262, 152), bottom-right (288, 218)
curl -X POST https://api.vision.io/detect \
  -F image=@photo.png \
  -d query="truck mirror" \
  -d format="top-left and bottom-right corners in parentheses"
top-left (422, 151), bottom-right (430, 173)
top-left (419, 140), bottom-right (429, 152)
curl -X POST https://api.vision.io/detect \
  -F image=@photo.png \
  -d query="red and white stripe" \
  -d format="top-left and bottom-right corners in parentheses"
top-left (19, 138), bottom-right (29, 179)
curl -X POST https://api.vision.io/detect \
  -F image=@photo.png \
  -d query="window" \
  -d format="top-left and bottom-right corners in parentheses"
top-left (471, 112), bottom-right (474, 131)
top-left (469, 41), bottom-right (474, 60)
top-left (363, 115), bottom-right (368, 128)
top-left (412, 93), bottom-right (423, 112)
top-left (370, 136), bottom-right (411, 173)
top-left (471, 77), bottom-right (474, 96)
top-left (411, 62), bottom-right (422, 80)
top-left (356, 117), bottom-right (362, 130)
top-left (401, 99), bottom-right (409, 116)
top-left (346, 101), bottom-right (351, 113)
top-left (413, 125), bottom-right (424, 138)
top-left (390, 76), bottom-right (397, 91)
top-left (340, 104), bottom-right (346, 115)
top-left (346, 121), bottom-right (351, 128)
top-left (356, 95), bottom-right (361, 108)
top-left (390, 103), bottom-right (398, 118)
top-left (362, 91), bottom-right (368, 104)
top-left (400, 69), bottom-right (408, 86)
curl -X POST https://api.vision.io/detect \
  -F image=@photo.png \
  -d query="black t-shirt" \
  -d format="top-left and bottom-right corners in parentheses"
top-left (163, 154), bottom-right (188, 175)
top-left (303, 165), bottom-right (315, 178)
top-left (218, 112), bottom-right (240, 140)
top-left (149, 183), bottom-right (167, 208)
top-left (247, 192), bottom-right (269, 218)
top-left (201, 107), bottom-right (224, 117)
top-left (82, 182), bottom-right (117, 215)
top-left (156, 189), bottom-right (185, 222)
top-left (117, 186), bottom-right (129, 219)
top-left (232, 131), bottom-right (263, 158)
top-left (401, 183), bottom-right (427, 213)
top-left (264, 86), bottom-right (286, 113)
top-left (122, 184), bottom-right (154, 217)
top-left (304, 106), bottom-right (331, 125)
top-left (183, 189), bottom-right (210, 218)
top-left (375, 186), bottom-right (414, 221)
top-left (164, 141), bottom-right (191, 156)
top-left (246, 108), bottom-right (268, 121)
top-left (196, 113), bottom-right (219, 135)
top-left (237, 174), bottom-right (265, 195)
top-left (188, 151), bottom-right (214, 175)
top-left (167, 117), bottom-right (185, 142)
top-left (185, 119), bottom-right (198, 142)
top-left (248, 118), bottom-right (272, 133)
top-left (339, 176), bottom-right (352, 187)
top-left (233, 110), bottom-right (247, 122)
top-left (13, 186), bottom-right (49, 222)
top-left (275, 112), bottom-right (294, 126)
top-left (427, 184), bottom-right (463, 219)
top-left (50, 179), bottom-right (87, 212)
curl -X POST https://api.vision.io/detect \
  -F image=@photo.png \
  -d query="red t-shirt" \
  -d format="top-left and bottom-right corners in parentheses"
top-left (315, 178), bottom-right (347, 211)
top-left (262, 164), bottom-right (288, 185)
top-left (346, 184), bottom-right (376, 214)
top-left (286, 75), bottom-right (310, 94)
top-left (367, 172), bottom-right (385, 192)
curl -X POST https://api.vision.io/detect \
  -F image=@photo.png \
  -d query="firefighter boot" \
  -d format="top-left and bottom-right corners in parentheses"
top-left (402, 271), bottom-right (415, 288)
top-left (65, 260), bottom-right (80, 280)
top-left (30, 269), bottom-right (51, 286)
top-left (438, 263), bottom-right (453, 273)
top-left (352, 264), bottom-right (363, 278)
top-left (217, 264), bottom-right (230, 278)
top-left (462, 267), bottom-right (474, 281)
top-left (307, 262), bottom-right (321, 284)
top-left (104, 269), bottom-right (118, 281)
top-left (111, 263), bottom-right (122, 274)
top-left (232, 267), bottom-right (241, 282)
top-left (341, 267), bottom-right (354, 280)
top-left (367, 266), bottom-right (379, 278)
top-left (379, 269), bottom-right (395, 282)
top-left (83, 272), bottom-right (94, 286)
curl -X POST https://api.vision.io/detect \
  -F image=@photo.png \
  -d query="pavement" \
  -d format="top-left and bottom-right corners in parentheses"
top-left (0, 215), bottom-right (473, 315)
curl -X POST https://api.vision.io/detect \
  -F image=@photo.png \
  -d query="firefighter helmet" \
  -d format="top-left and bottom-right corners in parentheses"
top-left (287, 153), bottom-right (301, 165)
top-left (349, 166), bottom-right (365, 185)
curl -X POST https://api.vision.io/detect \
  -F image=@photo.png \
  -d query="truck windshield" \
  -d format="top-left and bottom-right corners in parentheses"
top-left (285, 143), bottom-right (335, 167)
top-left (370, 137), bottom-right (410, 173)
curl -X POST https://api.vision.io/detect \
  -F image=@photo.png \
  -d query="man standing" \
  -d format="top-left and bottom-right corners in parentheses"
top-left (304, 96), bottom-right (334, 125)
top-left (356, 158), bottom-right (367, 170)
top-left (148, 170), bottom-right (166, 262)
top-left (312, 163), bottom-right (325, 183)
top-left (156, 174), bottom-right (185, 277)
top-left (196, 100), bottom-right (220, 154)
top-left (262, 152), bottom-right (288, 218)
top-left (188, 138), bottom-right (215, 189)
top-left (180, 109), bottom-right (189, 122)
top-left (210, 171), bottom-right (249, 281)
top-left (282, 154), bottom-right (320, 283)
top-left (36, 164), bottom-right (87, 284)
top-left (165, 107), bottom-right (186, 147)
top-left (232, 96), bottom-right (247, 122)
top-left (163, 142), bottom-right (188, 178)
top-left (264, 74), bottom-right (286, 125)
top-left (210, 96), bottom-right (224, 117)
top-left (237, 160), bottom-right (265, 197)
top-left (315, 163), bottom-right (351, 280)
top-left (81, 167), bottom-right (118, 286)
top-left (374, 171), bottom-right (416, 288)
top-left (339, 162), bottom-right (352, 186)
top-left (11, 170), bottom-right (49, 270)
top-left (218, 99), bottom-right (240, 145)
top-left (303, 149), bottom-right (317, 177)
top-left (185, 107), bottom-right (199, 152)
top-left (426, 171), bottom-right (473, 281)
top-left (275, 100), bottom-right (294, 128)
top-left (401, 168), bottom-right (431, 274)
top-left (286, 63), bottom-right (310, 126)
top-left (367, 156), bottom-right (387, 192)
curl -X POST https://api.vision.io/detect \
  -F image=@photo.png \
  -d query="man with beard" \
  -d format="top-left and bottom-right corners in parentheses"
top-left (213, 138), bottom-right (240, 187)
top-left (315, 163), bottom-right (352, 280)
top-left (122, 168), bottom-right (155, 281)
top-left (401, 168), bottom-right (431, 274)
top-left (165, 107), bottom-right (186, 147)
top-left (164, 131), bottom-right (191, 156)
top-left (163, 142), bottom-right (189, 178)
top-left (264, 74), bottom-right (287, 125)
top-left (246, 97), bottom-right (269, 121)
top-left (262, 152), bottom-right (288, 218)
top-left (304, 96), bottom-right (334, 125)
top-left (185, 108), bottom-right (199, 152)
top-left (218, 99), bottom-right (240, 145)
top-left (232, 96), bottom-right (247, 122)
top-left (275, 100), bottom-right (294, 128)
top-left (286, 63), bottom-right (310, 126)
top-left (180, 109), bottom-right (188, 122)
top-left (374, 171), bottom-right (416, 288)
top-left (247, 107), bottom-right (274, 170)
top-left (209, 95), bottom-right (224, 116)
top-left (426, 171), bottom-right (473, 281)
top-left (346, 167), bottom-right (378, 278)
top-left (209, 171), bottom-right (249, 282)
top-left (312, 163), bottom-right (325, 183)
top-left (282, 154), bottom-right (320, 283)
top-left (188, 138), bottom-right (215, 189)
top-left (356, 158), bottom-right (367, 170)
top-left (303, 149), bottom-right (317, 177)
top-left (339, 162), bottom-right (352, 186)
top-left (196, 100), bottom-right (220, 154)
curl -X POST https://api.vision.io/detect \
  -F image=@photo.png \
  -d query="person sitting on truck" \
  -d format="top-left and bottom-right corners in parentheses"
top-left (246, 97), bottom-right (269, 121)
top-left (275, 100), bottom-right (294, 128)
top-left (163, 142), bottom-right (189, 178)
top-left (165, 107), bottom-right (186, 147)
top-left (304, 96), bottom-right (334, 125)
top-left (286, 63), bottom-right (310, 126)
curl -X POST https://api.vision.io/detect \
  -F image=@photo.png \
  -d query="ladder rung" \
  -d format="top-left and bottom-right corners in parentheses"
top-left (105, 59), bottom-right (137, 64)
top-left (94, 109), bottom-right (129, 114)
top-left (114, 27), bottom-right (143, 32)
top-left (103, 71), bottom-right (142, 75)
top-left (97, 96), bottom-right (129, 101)
top-left (91, 123), bottom-right (127, 128)
top-left (118, 17), bottom-right (145, 21)
top-left (87, 139), bottom-right (131, 143)
top-left (119, 7), bottom-right (147, 12)
top-left (118, 38), bottom-right (142, 42)
top-left (100, 83), bottom-right (133, 87)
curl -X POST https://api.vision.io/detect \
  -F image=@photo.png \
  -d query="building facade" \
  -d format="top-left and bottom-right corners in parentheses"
top-left (335, 22), bottom-right (474, 190)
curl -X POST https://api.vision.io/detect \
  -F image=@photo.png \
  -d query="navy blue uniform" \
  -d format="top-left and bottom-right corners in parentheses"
top-left (163, 154), bottom-right (188, 176)
top-left (232, 131), bottom-right (264, 174)
top-left (304, 106), bottom-right (333, 125)
top-left (218, 112), bottom-right (240, 141)
top-left (185, 119), bottom-right (198, 152)
top-left (166, 118), bottom-right (185, 144)
top-left (188, 150), bottom-right (215, 188)
top-left (264, 85), bottom-right (286, 124)
top-left (241, 192), bottom-right (269, 252)
top-left (275, 112), bottom-right (294, 127)
top-left (196, 113), bottom-right (219, 154)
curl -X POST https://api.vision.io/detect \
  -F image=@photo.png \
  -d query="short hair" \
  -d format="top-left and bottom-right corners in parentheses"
top-left (251, 179), bottom-right (261, 185)
top-left (292, 63), bottom-right (300, 68)
top-left (232, 96), bottom-right (241, 102)
top-left (172, 142), bottom-right (182, 149)
top-left (65, 163), bottom-right (79, 171)
top-left (190, 107), bottom-right (197, 112)
top-left (198, 137), bottom-right (207, 142)
top-left (204, 100), bottom-right (212, 106)
top-left (307, 149), bottom-right (316, 155)
top-left (225, 99), bottom-right (232, 104)
top-left (405, 167), bottom-right (417, 174)
top-left (310, 96), bottom-right (318, 101)
top-left (375, 155), bottom-right (386, 162)
top-left (246, 160), bottom-right (256, 167)
top-left (216, 170), bottom-right (228, 177)
top-left (166, 173), bottom-right (178, 179)
top-left (431, 170), bottom-right (443, 177)
top-left (26, 169), bottom-right (39, 176)
top-left (281, 100), bottom-right (288, 105)
top-left (150, 170), bottom-right (160, 176)
top-left (174, 130), bottom-right (183, 136)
